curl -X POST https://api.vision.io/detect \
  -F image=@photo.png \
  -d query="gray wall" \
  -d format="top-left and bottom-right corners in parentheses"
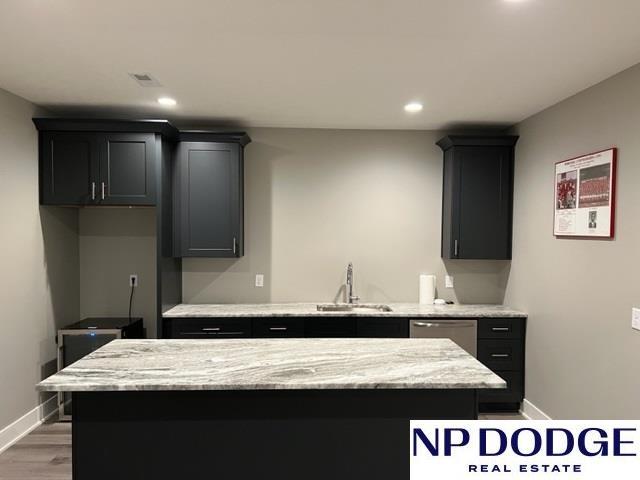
top-left (182, 128), bottom-right (510, 305)
top-left (506, 63), bottom-right (640, 419)
top-left (0, 89), bottom-right (79, 431)
top-left (79, 208), bottom-right (157, 338)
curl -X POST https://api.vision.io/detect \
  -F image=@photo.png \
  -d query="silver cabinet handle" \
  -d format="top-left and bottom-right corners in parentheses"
top-left (202, 327), bottom-right (221, 332)
top-left (269, 327), bottom-right (288, 331)
top-left (491, 327), bottom-right (510, 332)
top-left (101, 182), bottom-right (106, 200)
top-left (491, 353), bottom-right (510, 358)
top-left (454, 239), bottom-right (459, 257)
top-left (232, 237), bottom-right (237, 255)
top-left (91, 182), bottom-right (96, 200)
top-left (217, 331), bottom-right (245, 336)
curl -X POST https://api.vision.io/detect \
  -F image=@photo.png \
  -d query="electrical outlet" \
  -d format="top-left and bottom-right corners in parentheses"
top-left (632, 308), bottom-right (640, 331)
top-left (129, 274), bottom-right (138, 287)
top-left (255, 274), bottom-right (264, 288)
top-left (445, 275), bottom-right (454, 289)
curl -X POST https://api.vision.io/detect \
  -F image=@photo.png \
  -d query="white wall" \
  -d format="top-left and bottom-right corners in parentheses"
top-left (182, 128), bottom-right (510, 305)
top-left (0, 88), bottom-right (79, 431)
top-left (507, 63), bottom-right (640, 419)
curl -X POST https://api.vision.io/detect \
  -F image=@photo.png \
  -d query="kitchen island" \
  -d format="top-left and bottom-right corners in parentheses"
top-left (38, 338), bottom-right (504, 480)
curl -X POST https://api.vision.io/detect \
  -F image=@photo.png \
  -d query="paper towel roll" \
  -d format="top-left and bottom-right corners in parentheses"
top-left (419, 274), bottom-right (436, 305)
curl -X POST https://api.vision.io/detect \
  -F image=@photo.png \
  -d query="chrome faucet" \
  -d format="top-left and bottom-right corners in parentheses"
top-left (346, 262), bottom-right (360, 304)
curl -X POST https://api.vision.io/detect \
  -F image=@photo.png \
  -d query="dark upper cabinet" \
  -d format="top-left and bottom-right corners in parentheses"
top-left (174, 132), bottom-right (250, 258)
top-left (41, 132), bottom-right (100, 205)
top-left (99, 133), bottom-right (156, 205)
top-left (34, 119), bottom-right (179, 206)
top-left (437, 135), bottom-right (518, 260)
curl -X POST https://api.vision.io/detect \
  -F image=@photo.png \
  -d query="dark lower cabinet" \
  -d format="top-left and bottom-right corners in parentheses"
top-left (478, 370), bottom-right (523, 407)
top-left (164, 315), bottom-right (526, 413)
top-left (477, 317), bottom-right (526, 412)
top-left (357, 317), bottom-right (408, 338)
top-left (165, 318), bottom-right (251, 339)
top-left (477, 339), bottom-right (523, 371)
top-left (253, 318), bottom-right (305, 338)
top-left (305, 318), bottom-right (357, 338)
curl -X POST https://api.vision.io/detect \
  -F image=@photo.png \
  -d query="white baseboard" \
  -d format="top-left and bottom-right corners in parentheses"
top-left (520, 399), bottom-right (552, 420)
top-left (0, 396), bottom-right (58, 455)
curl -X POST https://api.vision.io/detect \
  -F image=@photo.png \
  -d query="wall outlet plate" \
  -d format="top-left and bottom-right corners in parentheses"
top-left (255, 274), bottom-right (264, 288)
top-left (445, 275), bottom-right (454, 289)
top-left (129, 274), bottom-right (138, 287)
top-left (632, 308), bottom-right (640, 331)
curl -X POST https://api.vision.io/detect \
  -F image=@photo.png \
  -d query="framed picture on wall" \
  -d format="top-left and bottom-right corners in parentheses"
top-left (554, 148), bottom-right (617, 238)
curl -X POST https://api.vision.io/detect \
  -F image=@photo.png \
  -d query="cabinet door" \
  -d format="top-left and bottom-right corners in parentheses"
top-left (456, 146), bottom-right (513, 259)
top-left (357, 318), bottom-right (408, 338)
top-left (98, 133), bottom-right (156, 205)
top-left (253, 318), bottom-right (305, 338)
top-left (166, 318), bottom-right (251, 339)
top-left (305, 318), bottom-right (357, 338)
top-left (177, 142), bottom-right (243, 257)
top-left (40, 132), bottom-right (99, 205)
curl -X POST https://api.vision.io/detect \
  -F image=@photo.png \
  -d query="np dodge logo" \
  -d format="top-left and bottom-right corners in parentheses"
top-left (410, 421), bottom-right (640, 479)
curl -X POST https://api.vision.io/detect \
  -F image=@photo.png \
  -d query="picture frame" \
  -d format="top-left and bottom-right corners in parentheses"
top-left (554, 148), bottom-right (617, 238)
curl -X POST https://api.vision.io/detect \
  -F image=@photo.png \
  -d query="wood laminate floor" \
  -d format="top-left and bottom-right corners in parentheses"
top-left (0, 413), bottom-right (525, 479)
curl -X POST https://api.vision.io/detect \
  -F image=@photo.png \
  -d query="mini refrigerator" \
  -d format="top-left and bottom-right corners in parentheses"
top-left (57, 317), bottom-right (144, 420)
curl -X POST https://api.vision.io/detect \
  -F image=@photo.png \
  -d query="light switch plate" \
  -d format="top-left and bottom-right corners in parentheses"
top-left (632, 308), bottom-right (640, 331)
top-left (445, 275), bottom-right (454, 289)
top-left (255, 274), bottom-right (264, 288)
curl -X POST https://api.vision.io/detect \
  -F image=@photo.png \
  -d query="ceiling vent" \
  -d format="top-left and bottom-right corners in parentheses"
top-left (129, 73), bottom-right (162, 87)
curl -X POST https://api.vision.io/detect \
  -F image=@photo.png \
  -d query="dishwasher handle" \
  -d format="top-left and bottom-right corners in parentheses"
top-left (412, 321), bottom-right (476, 328)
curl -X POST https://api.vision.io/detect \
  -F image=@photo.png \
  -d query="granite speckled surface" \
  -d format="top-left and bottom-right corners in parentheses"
top-left (163, 302), bottom-right (526, 318)
top-left (37, 338), bottom-right (506, 392)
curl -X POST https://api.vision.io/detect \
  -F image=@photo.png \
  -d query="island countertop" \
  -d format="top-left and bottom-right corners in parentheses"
top-left (37, 338), bottom-right (506, 392)
top-left (162, 302), bottom-right (526, 318)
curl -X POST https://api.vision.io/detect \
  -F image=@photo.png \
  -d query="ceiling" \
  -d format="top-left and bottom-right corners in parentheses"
top-left (1, 0), bottom-right (640, 130)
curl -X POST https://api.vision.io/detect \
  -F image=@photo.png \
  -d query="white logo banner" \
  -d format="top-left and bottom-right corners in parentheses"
top-left (410, 420), bottom-right (640, 479)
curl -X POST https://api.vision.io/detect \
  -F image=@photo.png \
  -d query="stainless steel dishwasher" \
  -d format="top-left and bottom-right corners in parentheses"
top-left (409, 319), bottom-right (477, 357)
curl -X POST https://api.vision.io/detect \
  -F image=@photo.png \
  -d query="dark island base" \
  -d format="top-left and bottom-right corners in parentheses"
top-left (72, 389), bottom-right (478, 480)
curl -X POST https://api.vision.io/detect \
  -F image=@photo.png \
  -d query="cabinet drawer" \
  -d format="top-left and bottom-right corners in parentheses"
top-left (253, 318), bottom-right (305, 338)
top-left (168, 318), bottom-right (251, 339)
top-left (357, 318), bottom-right (408, 338)
top-left (305, 318), bottom-right (357, 338)
top-left (478, 370), bottom-right (524, 404)
top-left (478, 318), bottom-right (524, 339)
top-left (477, 339), bottom-right (523, 371)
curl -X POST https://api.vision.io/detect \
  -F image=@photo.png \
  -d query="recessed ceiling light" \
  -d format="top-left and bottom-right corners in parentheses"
top-left (157, 97), bottom-right (177, 106)
top-left (404, 102), bottom-right (423, 113)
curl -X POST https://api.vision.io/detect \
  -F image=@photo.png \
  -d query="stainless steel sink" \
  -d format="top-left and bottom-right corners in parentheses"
top-left (316, 304), bottom-right (393, 313)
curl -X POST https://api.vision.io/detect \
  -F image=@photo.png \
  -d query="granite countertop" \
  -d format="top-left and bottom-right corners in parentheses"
top-left (163, 302), bottom-right (526, 318)
top-left (37, 338), bottom-right (505, 392)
